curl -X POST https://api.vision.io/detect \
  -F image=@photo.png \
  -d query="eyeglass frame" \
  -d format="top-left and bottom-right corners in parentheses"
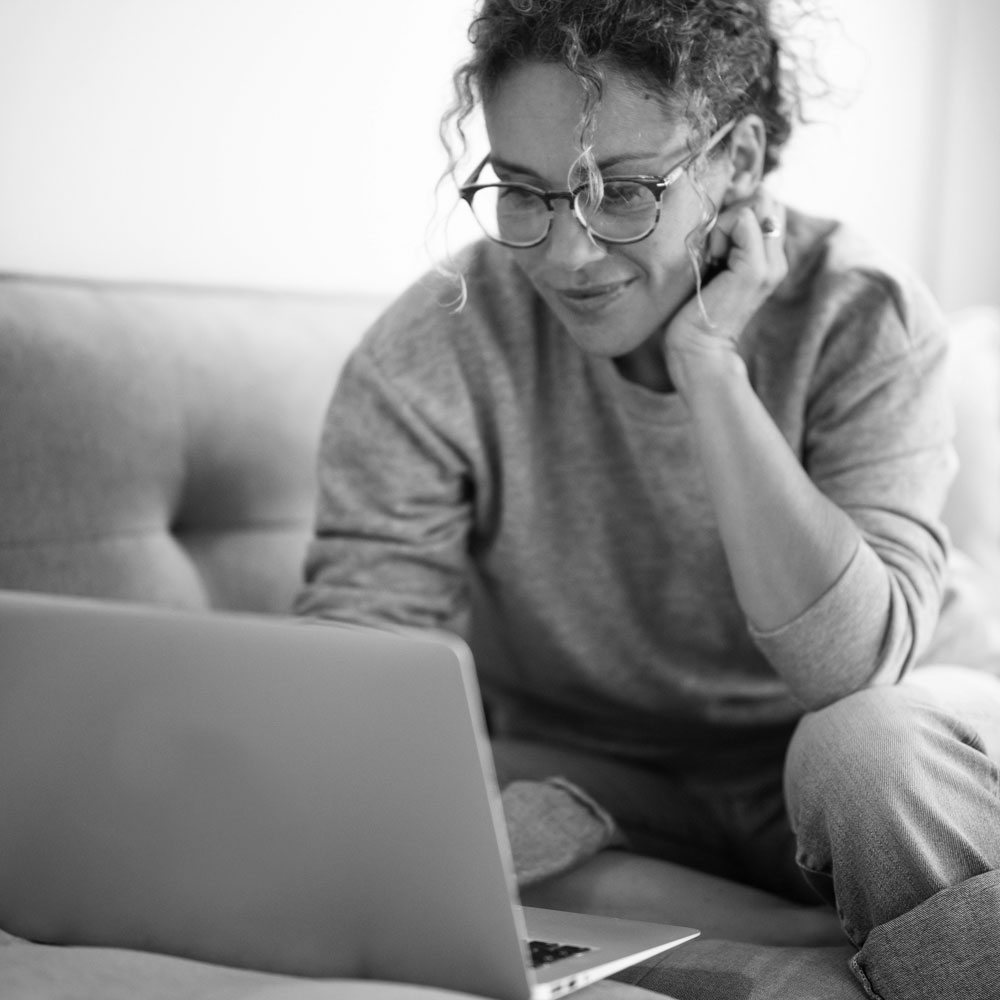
top-left (459, 119), bottom-right (736, 249)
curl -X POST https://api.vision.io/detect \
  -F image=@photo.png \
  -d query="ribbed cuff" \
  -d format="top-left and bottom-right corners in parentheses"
top-left (501, 777), bottom-right (625, 888)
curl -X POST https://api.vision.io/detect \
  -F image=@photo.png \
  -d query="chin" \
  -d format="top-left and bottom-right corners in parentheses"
top-left (559, 319), bottom-right (638, 358)
top-left (555, 309), bottom-right (659, 362)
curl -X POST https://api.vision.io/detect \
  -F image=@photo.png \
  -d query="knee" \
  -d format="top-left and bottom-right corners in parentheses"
top-left (784, 684), bottom-right (933, 831)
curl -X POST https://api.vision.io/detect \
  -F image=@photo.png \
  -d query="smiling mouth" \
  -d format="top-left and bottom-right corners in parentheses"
top-left (552, 278), bottom-right (636, 311)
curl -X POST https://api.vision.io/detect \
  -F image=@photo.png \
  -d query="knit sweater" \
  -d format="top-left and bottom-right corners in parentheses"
top-left (296, 209), bottom-right (965, 760)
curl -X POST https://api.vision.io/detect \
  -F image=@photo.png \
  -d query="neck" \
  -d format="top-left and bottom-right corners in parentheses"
top-left (614, 340), bottom-right (675, 393)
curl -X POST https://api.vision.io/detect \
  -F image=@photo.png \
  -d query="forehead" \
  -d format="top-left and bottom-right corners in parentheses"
top-left (483, 61), bottom-right (687, 175)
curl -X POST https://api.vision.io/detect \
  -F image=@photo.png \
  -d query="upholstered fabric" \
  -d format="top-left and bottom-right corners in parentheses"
top-left (1, 273), bottom-right (998, 999)
top-left (3, 275), bottom-right (997, 617)
top-left (944, 305), bottom-right (1000, 579)
top-left (0, 274), bottom-right (384, 613)
top-left (0, 930), bottom-right (670, 1000)
top-left (614, 940), bottom-right (856, 1000)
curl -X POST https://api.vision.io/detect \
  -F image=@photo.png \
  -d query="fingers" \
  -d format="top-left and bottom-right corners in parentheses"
top-left (760, 216), bottom-right (781, 237)
top-left (707, 189), bottom-right (788, 291)
top-left (756, 197), bottom-right (789, 288)
top-left (754, 189), bottom-right (787, 260)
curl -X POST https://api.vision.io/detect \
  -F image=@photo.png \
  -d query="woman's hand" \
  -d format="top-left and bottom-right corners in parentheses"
top-left (658, 187), bottom-right (862, 672)
top-left (664, 188), bottom-right (788, 398)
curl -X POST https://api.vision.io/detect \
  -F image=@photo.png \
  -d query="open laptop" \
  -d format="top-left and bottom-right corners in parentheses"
top-left (0, 589), bottom-right (697, 1000)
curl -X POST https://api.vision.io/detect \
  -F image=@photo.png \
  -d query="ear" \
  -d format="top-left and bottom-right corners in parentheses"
top-left (719, 114), bottom-right (767, 207)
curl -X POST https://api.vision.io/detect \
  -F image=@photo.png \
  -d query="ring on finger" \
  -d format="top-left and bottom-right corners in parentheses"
top-left (761, 216), bottom-right (782, 239)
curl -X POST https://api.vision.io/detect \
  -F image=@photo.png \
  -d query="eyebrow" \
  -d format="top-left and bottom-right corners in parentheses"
top-left (489, 148), bottom-right (676, 178)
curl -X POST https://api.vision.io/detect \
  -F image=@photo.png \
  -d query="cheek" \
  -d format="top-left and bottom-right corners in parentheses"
top-left (508, 245), bottom-right (547, 286)
top-left (639, 186), bottom-right (723, 289)
top-left (665, 173), bottom-right (723, 246)
top-left (630, 229), bottom-right (699, 289)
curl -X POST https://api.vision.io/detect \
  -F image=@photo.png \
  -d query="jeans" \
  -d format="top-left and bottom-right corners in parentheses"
top-left (492, 665), bottom-right (1000, 999)
top-left (787, 665), bottom-right (1000, 997)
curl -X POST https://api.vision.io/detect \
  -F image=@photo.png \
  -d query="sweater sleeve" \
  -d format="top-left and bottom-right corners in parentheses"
top-left (749, 272), bottom-right (956, 707)
top-left (293, 339), bottom-right (476, 635)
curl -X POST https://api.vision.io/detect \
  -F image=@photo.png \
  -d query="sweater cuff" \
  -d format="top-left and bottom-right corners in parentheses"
top-left (749, 542), bottom-right (897, 708)
top-left (501, 777), bottom-right (625, 888)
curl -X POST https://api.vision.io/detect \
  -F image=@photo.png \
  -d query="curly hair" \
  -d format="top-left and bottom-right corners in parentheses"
top-left (440, 0), bottom-right (809, 183)
top-left (434, 0), bottom-right (820, 311)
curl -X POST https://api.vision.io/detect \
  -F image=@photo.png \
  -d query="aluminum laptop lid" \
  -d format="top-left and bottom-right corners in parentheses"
top-left (0, 590), bottom-right (696, 1000)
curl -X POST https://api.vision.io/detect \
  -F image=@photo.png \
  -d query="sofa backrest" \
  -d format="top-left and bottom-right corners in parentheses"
top-left (0, 274), bottom-right (386, 614)
top-left (2, 272), bottom-right (998, 617)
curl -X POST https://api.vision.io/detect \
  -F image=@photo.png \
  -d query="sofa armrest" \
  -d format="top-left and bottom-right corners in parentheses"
top-left (943, 305), bottom-right (1000, 579)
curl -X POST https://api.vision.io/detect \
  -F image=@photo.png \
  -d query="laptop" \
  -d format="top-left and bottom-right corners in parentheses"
top-left (0, 589), bottom-right (698, 1000)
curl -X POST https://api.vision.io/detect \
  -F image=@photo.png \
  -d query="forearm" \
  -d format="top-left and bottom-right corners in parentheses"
top-left (679, 349), bottom-right (860, 634)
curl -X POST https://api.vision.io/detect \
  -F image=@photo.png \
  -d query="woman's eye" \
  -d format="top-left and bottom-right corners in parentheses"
top-left (498, 187), bottom-right (540, 209)
top-left (601, 183), bottom-right (648, 209)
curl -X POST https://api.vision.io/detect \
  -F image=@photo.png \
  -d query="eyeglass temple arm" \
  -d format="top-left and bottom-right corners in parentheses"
top-left (460, 154), bottom-right (492, 193)
top-left (659, 119), bottom-right (738, 188)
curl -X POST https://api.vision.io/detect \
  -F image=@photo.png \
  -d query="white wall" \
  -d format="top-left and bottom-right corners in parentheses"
top-left (0, 0), bottom-right (479, 295)
top-left (769, 0), bottom-right (1000, 311)
top-left (934, 0), bottom-right (1000, 311)
top-left (769, 0), bottom-right (947, 285)
top-left (0, 0), bottom-right (996, 308)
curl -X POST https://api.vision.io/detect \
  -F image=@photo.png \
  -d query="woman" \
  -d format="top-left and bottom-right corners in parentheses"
top-left (296, 2), bottom-right (1000, 996)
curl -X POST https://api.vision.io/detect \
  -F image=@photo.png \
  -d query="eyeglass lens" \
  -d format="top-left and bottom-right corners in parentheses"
top-left (469, 182), bottom-right (659, 247)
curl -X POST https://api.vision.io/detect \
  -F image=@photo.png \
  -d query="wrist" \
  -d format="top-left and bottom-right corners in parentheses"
top-left (667, 343), bottom-right (749, 405)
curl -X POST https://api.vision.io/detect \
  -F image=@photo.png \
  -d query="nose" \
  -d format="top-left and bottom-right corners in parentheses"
top-left (542, 199), bottom-right (606, 269)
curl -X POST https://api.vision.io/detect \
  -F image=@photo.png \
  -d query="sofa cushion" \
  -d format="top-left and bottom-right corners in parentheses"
top-left (0, 274), bottom-right (385, 613)
top-left (614, 939), bottom-right (857, 1000)
top-left (943, 304), bottom-right (1000, 576)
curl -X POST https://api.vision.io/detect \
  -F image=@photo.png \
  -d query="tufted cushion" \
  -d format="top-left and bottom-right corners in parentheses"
top-left (0, 275), bottom-right (384, 613)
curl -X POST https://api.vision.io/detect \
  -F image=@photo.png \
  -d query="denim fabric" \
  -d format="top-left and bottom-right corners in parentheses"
top-left (850, 871), bottom-right (1000, 999)
top-left (494, 665), bottom-right (1000, 999)
top-left (785, 665), bottom-right (1000, 998)
top-left (491, 731), bottom-right (820, 903)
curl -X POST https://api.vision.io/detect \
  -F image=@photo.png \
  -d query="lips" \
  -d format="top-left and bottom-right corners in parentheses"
top-left (551, 277), bottom-right (636, 313)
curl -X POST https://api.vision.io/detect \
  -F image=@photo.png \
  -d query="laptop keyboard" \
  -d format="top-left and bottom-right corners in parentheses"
top-left (528, 939), bottom-right (592, 968)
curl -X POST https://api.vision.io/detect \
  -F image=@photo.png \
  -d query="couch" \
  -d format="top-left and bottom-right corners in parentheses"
top-left (1, 271), bottom-right (998, 1000)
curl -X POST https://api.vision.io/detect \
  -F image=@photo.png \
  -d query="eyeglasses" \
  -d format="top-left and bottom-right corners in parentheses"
top-left (459, 120), bottom-right (735, 249)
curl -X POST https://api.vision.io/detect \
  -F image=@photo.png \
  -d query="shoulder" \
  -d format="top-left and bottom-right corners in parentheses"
top-left (778, 208), bottom-right (945, 343)
top-left (769, 208), bottom-right (947, 378)
top-left (357, 240), bottom-right (541, 381)
top-left (335, 241), bottom-right (547, 436)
